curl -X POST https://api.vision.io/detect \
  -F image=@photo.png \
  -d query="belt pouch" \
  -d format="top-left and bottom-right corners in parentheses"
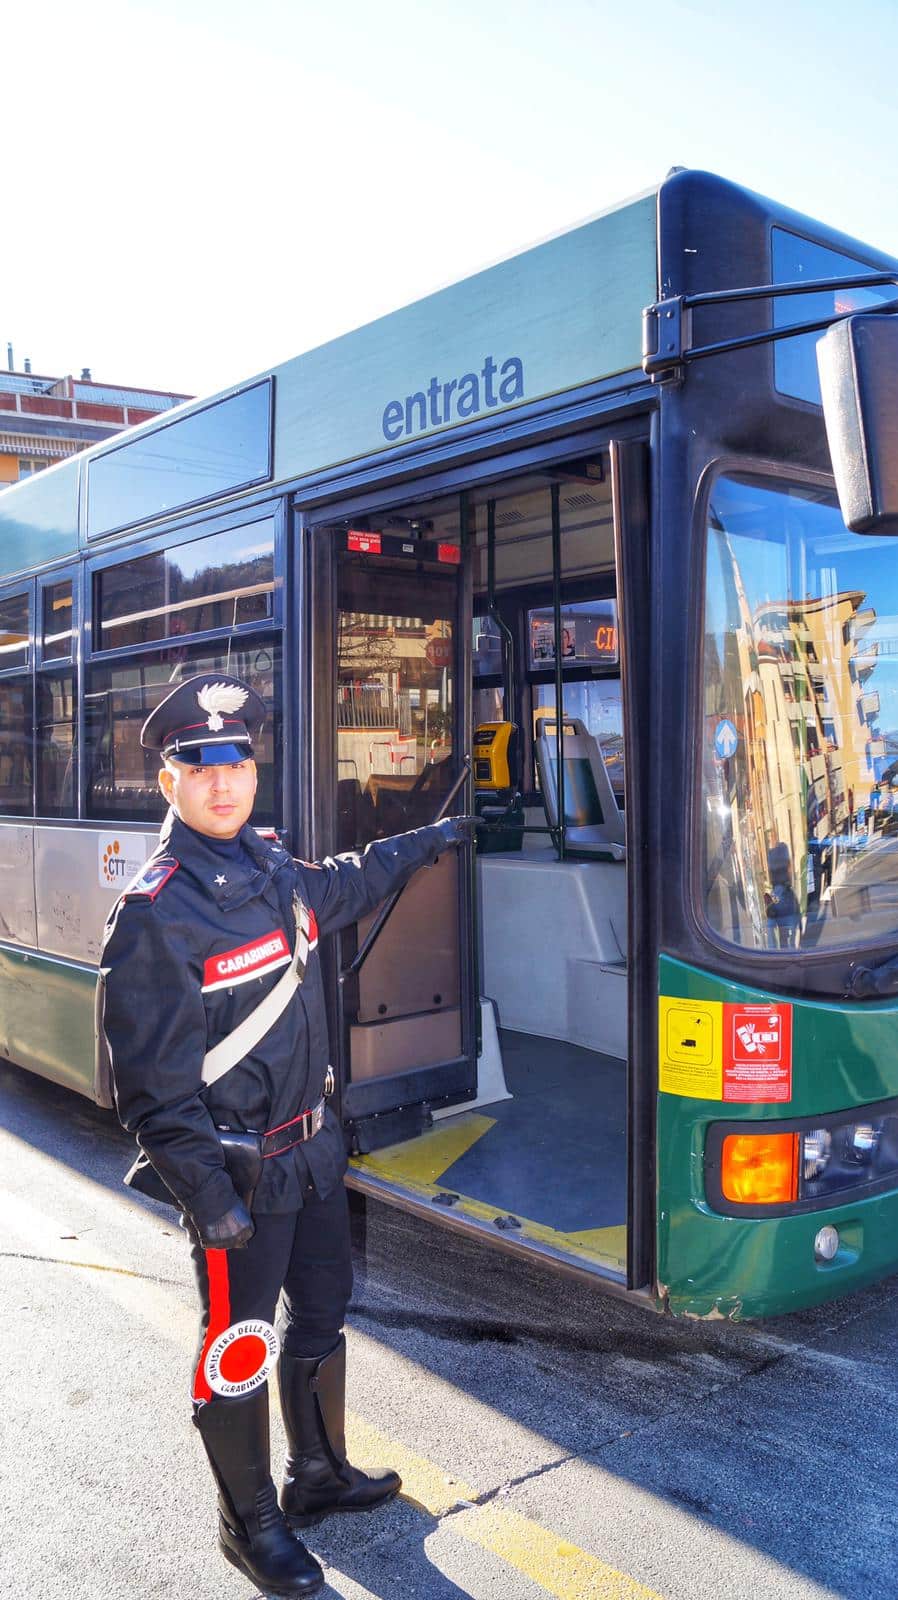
top-left (124, 1131), bottom-right (264, 1212)
top-left (217, 1129), bottom-right (264, 1210)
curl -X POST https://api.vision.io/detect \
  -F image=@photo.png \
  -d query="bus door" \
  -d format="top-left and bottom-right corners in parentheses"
top-left (306, 454), bottom-right (647, 1290)
top-left (310, 515), bottom-right (477, 1154)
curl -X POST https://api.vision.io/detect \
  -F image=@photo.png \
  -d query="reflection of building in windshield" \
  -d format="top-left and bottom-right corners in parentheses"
top-left (751, 590), bottom-right (883, 907)
top-left (728, 582), bottom-right (884, 941)
top-left (705, 541), bottom-right (886, 947)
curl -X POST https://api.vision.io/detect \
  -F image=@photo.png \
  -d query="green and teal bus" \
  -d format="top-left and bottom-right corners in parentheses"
top-left (4, 167), bottom-right (898, 1319)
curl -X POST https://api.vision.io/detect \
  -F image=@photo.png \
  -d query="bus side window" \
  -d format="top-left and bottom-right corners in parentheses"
top-left (83, 635), bottom-right (282, 826)
top-left (36, 670), bottom-right (76, 819)
top-left (0, 674), bottom-right (33, 817)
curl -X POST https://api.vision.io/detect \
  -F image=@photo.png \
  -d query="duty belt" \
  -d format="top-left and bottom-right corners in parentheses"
top-left (261, 1097), bottom-right (327, 1158)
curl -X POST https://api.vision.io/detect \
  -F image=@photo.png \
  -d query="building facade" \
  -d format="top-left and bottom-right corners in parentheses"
top-left (0, 361), bottom-right (191, 486)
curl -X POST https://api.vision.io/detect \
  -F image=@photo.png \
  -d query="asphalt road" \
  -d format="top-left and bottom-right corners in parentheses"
top-left (2, 1059), bottom-right (897, 1600)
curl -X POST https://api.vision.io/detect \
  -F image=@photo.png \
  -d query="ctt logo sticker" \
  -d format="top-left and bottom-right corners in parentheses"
top-left (204, 1319), bottom-right (280, 1398)
top-left (98, 836), bottom-right (148, 889)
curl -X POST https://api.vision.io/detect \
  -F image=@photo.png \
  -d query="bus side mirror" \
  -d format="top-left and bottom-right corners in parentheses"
top-left (817, 313), bottom-right (898, 534)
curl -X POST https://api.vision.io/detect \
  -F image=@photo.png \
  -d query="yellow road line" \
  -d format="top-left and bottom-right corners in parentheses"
top-left (6, 1251), bottom-right (156, 1279)
top-left (453, 1504), bottom-right (662, 1600)
top-left (7, 1184), bottom-right (653, 1595)
top-left (347, 1411), bottom-right (663, 1600)
top-left (3, 1190), bottom-right (196, 1345)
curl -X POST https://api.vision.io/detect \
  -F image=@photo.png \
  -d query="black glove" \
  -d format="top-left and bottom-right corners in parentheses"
top-left (435, 814), bottom-right (478, 849)
top-left (196, 1199), bottom-right (255, 1250)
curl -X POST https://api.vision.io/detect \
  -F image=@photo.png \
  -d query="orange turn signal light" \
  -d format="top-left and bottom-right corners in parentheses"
top-left (721, 1131), bottom-right (799, 1205)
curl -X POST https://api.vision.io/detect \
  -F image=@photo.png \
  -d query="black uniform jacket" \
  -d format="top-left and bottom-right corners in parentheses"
top-left (100, 811), bottom-right (449, 1228)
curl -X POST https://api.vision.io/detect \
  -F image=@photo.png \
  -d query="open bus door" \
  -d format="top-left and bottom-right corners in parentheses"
top-left (308, 518), bottom-right (479, 1156)
top-left (305, 445), bottom-right (653, 1292)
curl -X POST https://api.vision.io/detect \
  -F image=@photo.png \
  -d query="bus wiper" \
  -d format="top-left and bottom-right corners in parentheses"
top-left (340, 759), bottom-right (471, 983)
top-left (847, 953), bottom-right (898, 1000)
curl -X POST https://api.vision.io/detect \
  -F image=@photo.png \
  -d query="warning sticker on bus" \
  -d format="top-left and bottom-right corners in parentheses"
top-left (659, 996), bottom-right (794, 1103)
top-left (658, 997), bottom-right (723, 1099)
top-left (722, 1002), bottom-right (793, 1103)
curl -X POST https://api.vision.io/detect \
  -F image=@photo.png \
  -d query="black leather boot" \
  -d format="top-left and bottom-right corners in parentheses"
top-left (194, 1390), bottom-right (324, 1595)
top-left (279, 1336), bottom-right (401, 1527)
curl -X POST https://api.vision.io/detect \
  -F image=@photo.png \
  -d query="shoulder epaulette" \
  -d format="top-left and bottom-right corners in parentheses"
top-left (123, 855), bottom-right (180, 903)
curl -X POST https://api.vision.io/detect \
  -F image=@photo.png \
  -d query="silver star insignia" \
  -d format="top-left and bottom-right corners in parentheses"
top-left (214, 874), bottom-right (227, 886)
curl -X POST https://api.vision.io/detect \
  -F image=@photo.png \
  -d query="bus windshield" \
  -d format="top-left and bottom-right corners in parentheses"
top-left (701, 472), bottom-right (898, 953)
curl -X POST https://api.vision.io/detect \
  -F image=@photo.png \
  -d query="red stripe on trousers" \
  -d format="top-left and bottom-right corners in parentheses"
top-left (193, 1249), bottom-right (231, 1403)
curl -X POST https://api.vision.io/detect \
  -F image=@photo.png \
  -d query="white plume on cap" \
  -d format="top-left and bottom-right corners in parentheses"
top-left (197, 681), bottom-right (249, 733)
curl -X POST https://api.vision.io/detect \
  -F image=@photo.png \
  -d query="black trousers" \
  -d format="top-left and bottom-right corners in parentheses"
top-left (188, 1181), bottom-right (353, 1405)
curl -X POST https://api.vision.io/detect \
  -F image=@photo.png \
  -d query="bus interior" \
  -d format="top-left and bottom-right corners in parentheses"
top-left (319, 452), bottom-right (630, 1280)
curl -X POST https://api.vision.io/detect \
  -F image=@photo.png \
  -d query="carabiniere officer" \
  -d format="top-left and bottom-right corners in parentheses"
top-left (98, 673), bottom-right (470, 1597)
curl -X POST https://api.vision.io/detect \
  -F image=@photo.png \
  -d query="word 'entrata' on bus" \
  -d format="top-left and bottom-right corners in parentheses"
top-left (5, 167), bottom-right (898, 1319)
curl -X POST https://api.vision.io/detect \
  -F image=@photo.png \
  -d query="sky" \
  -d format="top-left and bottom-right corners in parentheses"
top-left (6, 0), bottom-right (898, 400)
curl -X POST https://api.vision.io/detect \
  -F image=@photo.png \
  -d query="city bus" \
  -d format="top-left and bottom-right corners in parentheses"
top-left (3, 166), bottom-right (898, 1319)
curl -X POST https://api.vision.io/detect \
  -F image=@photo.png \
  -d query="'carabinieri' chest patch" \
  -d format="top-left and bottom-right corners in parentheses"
top-left (202, 930), bottom-right (292, 992)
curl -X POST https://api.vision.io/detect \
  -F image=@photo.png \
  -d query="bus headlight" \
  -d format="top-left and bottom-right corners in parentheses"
top-left (800, 1110), bottom-right (898, 1201)
top-left (849, 1123), bottom-right (879, 1161)
top-left (803, 1128), bottom-right (832, 1181)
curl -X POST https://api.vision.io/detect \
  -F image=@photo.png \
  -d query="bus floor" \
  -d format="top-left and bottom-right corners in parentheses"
top-left (350, 1030), bottom-right (628, 1276)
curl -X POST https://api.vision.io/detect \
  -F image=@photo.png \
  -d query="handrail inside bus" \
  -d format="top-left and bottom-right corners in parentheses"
top-left (550, 482), bottom-right (566, 862)
top-left (485, 497), bottom-right (517, 753)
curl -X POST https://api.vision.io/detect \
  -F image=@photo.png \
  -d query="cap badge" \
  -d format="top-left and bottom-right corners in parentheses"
top-left (196, 681), bottom-right (249, 733)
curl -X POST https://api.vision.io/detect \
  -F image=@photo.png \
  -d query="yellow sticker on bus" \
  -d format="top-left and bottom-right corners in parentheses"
top-left (658, 997), bottom-right (724, 1098)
